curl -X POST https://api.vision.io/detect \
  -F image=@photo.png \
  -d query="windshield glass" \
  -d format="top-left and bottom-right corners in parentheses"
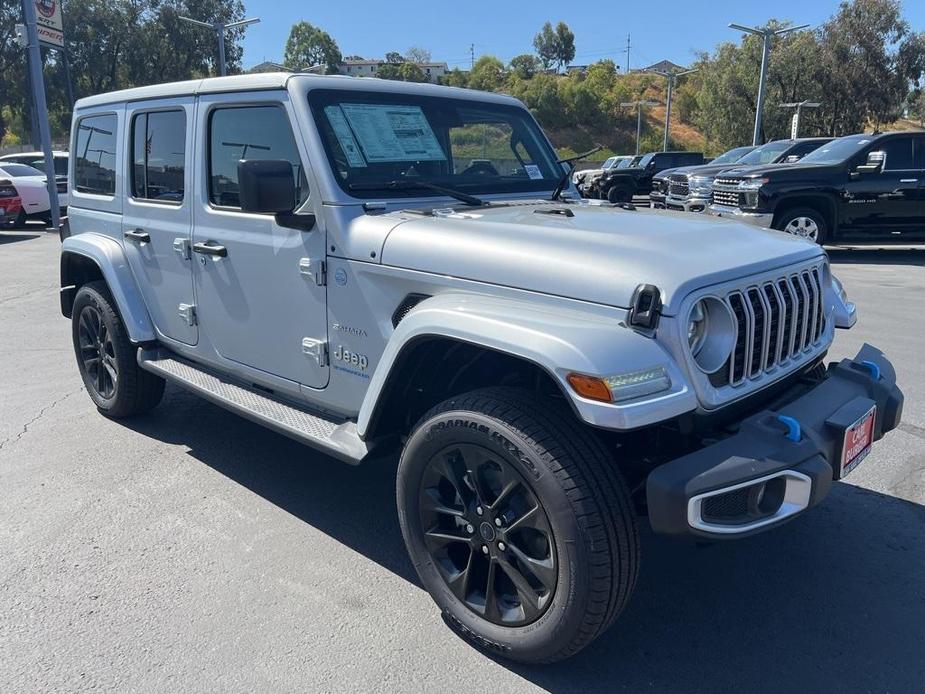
top-left (615, 157), bottom-right (633, 169)
top-left (637, 153), bottom-right (655, 168)
top-left (0, 163), bottom-right (42, 177)
top-left (798, 135), bottom-right (873, 165)
top-left (601, 156), bottom-right (617, 169)
top-left (734, 141), bottom-right (793, 166)
top-left (309, 89), bottom-right (561, 199)
top-left (712, 146), bottom-right (754, 165)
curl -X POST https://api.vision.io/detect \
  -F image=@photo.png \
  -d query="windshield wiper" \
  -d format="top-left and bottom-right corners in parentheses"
top-left (348, 180), bottom-right (485, 207)
top-left (551, 145), bottom-right (603, 201)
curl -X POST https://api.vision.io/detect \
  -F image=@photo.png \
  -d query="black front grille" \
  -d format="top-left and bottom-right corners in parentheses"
top-left (702, 488), bottom-right (750, 521)
top-left (668, 174), bottom-right (690, 197)
top-left (712, 189), bottom-right (740, 207)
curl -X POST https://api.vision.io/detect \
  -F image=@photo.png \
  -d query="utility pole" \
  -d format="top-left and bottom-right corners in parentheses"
top-left (19, 0), bottom-right (60, 231)
top-left (729, 22), bottom-right (810, 145)
top-left (179, 15), bottom-right (260, 76)
top-left (622, 100), bottom-right (659, 155)
top-left (622, 34), bottom-right (632, 74)
top-left (779, 100), bottom-right (821, 138)
top-left (470, 43), bottom-right (475, 70)
top-left (649, 67), bottom-right (697, 151)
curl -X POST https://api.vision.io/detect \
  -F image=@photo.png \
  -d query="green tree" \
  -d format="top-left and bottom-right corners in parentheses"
top-left (440, 68), bottom-right (469, 88)
top-left (554, 22), bottom-right (576, 70)
top-left (533, 22), bottom-right (557, 70)
top-left (283, 21), bottom-right (341, 74)
top-left (468, 55), bottom-right (505, 91)
top-left (509, 54), bottom-right (541, 80)
top-left (406, 46), bottom-right (431, 63)
top-left (384, 51), bottom-right (405, 64)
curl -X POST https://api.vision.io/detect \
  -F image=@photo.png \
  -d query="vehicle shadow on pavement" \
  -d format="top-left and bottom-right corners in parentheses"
top-left (125, 386), bottom-right (925, 692)
top-left (827, 247), bottom-right (925, 266)
top-left (0, 232), bottom-right (41, 245)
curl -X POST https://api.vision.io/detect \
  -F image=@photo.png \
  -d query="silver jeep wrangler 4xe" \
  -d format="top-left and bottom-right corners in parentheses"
top-left (60, 73), bottom-right (903, 664)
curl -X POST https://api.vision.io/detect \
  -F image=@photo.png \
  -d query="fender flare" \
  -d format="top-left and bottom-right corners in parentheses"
top-left (357, 293), bottom-right (696, 437)
top-left (771, 192), bottom-right (839, 230)
top-left (60, 233), bottom-right (156, 343)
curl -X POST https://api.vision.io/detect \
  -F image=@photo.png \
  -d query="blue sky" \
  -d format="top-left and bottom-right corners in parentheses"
top-left (240, 0), bottom-right (925, 70)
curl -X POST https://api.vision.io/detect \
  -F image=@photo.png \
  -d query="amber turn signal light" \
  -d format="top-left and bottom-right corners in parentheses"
top-left (566, 373), bottom-right (612, 403)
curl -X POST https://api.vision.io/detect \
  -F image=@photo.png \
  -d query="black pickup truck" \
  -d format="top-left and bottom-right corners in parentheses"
top-left (595, 150), bottom-right (704, 203)
top-left (709, 131), bottom-right (925, 243)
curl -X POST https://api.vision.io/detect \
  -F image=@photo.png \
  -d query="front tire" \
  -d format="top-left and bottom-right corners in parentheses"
top-left (774, 206), bottom-right (828, 244)
top-left (71, 281), bottom-right (165, 418)
top-left (607, 185), bottom-right (633, 204)
top-left (397, 387), bottom-right (639, 663)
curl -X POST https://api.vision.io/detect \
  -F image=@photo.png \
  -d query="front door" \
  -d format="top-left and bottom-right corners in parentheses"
top-left (192, 92), bottom-right (328, 389)
top-left (122, 99), bottom-right (197, 345)
top-left (840, 135), bottom-right (922, 240)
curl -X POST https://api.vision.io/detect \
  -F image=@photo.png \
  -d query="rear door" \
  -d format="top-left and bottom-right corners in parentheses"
top-left (121, 98), bottom-right (197, 345)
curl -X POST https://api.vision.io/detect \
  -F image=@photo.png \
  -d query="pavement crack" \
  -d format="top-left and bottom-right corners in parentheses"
top-left (0, 387), bottom-right (85, 452)
top-left (898, 422), bottom-right (925, 441)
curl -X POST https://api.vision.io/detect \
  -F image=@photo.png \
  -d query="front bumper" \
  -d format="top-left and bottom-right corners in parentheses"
top-left (647, 344), bottom-right (903, 539)
top-left (666, 195), bottom-right (710, 213)
top-left (708, 203), bottom-right (773, 227)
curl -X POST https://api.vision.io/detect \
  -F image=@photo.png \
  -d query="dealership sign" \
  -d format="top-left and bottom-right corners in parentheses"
top-left (34, 0), bottom-right (64, 48)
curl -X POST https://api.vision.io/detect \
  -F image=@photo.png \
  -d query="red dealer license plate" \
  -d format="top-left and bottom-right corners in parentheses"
top-left (840, 406), bottom-right (876, 478)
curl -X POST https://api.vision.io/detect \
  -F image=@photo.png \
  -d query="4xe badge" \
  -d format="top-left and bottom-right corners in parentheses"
top-left (333, 345), bottom-right (368, 370)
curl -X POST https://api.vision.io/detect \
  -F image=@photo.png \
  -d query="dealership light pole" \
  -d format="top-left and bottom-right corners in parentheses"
top-left (621, 100), bottom-right (660, 155)
top-left (179, 15), bottom-right (260, 76)
top-left (779, 100), bottom-right (821, 139)
top-left (729, 22), bottom-right (809, 146)
top-left (649, 68), bottom-right (697, 151)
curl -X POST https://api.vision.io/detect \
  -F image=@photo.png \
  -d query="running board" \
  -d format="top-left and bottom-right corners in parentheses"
top-left (138, 349), bottom-right (370, 464)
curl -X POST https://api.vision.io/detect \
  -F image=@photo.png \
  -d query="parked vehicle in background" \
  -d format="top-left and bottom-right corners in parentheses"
top-left (0, 163), bottom-right (68, 227)
top-left (0, 150), bottom-right (69, 182)
top-left (0, 178), bottom-right (23, 226)
top-left (60, 73), bottom-right (901, 664)
top-left (572, 155), bottom-right (631, 187)
top-left (596, 151), bottom-right (704, 203)
top-left (650, 145), bottom-right (756, 211)
top-left (578, 155), bottom-right (641, 198)
top-left (710, 131), bottom-right (925, 244)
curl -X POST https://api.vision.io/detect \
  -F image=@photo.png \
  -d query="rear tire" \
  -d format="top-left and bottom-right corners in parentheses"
top-left (774, 206), bottom-right (828, 244)
top-left (71, 281), bottom-right (165, 418)
top-left (13, 210), bottom-right (27, 229)
top-left (397, 387), bottom-right (639, 663)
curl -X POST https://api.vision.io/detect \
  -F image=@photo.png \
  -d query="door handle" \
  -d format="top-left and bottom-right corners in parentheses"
top-left (192, 241), bottom-right (228, 258)
top-left (124, 228), bottom-right (150, 243)
top-left (899, 178), bottom-right (918, 183)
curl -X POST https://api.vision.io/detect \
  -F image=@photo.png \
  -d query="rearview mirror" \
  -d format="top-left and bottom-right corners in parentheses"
top-left (855, 150), bottom-right (885, 175)
top-left (237, 159), bottom-right (314, 231)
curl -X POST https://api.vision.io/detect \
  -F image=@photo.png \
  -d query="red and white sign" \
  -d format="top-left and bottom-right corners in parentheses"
top-left (34, 0), bottom-right (64, 48)
top-left (840, 406), bottom-right (876, 478)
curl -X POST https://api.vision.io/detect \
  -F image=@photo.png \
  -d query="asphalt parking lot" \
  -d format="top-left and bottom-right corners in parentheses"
top-left (1, 226), bottom-right (923, 693)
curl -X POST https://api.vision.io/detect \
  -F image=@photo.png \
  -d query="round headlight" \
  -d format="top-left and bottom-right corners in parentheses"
top-left (687, 297), bottom-right (736, 374)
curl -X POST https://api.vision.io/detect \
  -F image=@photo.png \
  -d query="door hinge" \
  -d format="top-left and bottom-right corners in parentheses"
top-left (178, 303), bottom-right (197, 326)
top-left (173, 238), bottom-right (191, 260)
top-left (299, 257), bottom-right (326, 286)
top-left (302, 338), bottom-right (328, 367)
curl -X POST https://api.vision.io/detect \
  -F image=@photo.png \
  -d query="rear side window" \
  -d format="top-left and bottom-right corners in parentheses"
top-left (913, 138), bottom-right (925, 170)
top-left (208, 105), bottom-right (308, 209)
top-left (881, 136), bottom-right (914, 170)
top-left (132, 110), bottom-right (186, 202)
top-left (74, 114), bottom-right (118, 195)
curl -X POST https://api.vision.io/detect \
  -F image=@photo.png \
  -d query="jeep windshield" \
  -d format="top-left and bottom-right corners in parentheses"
top-left (309, 89), bottom-right (562, 199)
top-left (797, 134), bottom-right (872, 165)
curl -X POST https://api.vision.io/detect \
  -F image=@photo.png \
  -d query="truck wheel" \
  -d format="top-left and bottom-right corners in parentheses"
top-left (397, 387), bottom-right (639, 663)
top-left (71, 281), bottom-right (165, 418)
top-left (775, 207), bottom-right (828, 244)
top-left (607, 185), bottom-right (632, 204)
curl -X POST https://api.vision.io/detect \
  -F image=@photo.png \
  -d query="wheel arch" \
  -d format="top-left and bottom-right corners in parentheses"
top-left (772, 194), bottom-right (838, 235)
top-left (60, 233), bottom-right (156, 343)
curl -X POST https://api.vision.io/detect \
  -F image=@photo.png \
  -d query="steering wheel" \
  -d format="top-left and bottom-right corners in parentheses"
top-left (460, 160), bottom-right (499, 177)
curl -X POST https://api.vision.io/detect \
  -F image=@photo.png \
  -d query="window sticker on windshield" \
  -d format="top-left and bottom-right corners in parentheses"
top-left (324, 106), bottom-right (367, 168)
top-left (524, 164), bottom-right (543, 180)
top-left (340, 104), bottom-right (447, 163)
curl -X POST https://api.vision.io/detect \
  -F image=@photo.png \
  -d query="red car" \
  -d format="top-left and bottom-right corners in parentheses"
top-left (0, 178), bottom-right (23, 227)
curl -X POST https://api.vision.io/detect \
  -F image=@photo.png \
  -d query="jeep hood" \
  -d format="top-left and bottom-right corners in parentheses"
top-left (378, 202), bottom-right (822, 314)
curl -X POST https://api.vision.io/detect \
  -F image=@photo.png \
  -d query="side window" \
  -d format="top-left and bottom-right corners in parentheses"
top-left (74, 114), bottom-right (118, 195)
top-left (208, 105), bottom-right (308, 209)
top-left (881, 137), bottom-right (914, 171)
top-left (131, 110), bottom-right (186, 202)
top-left (914, 137), bottom-right (925, 171)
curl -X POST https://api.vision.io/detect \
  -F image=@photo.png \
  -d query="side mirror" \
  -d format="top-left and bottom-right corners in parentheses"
top-left (855, 150), bottom-right (885, 175)
top-left (237, 159), bottom-right (315, 231)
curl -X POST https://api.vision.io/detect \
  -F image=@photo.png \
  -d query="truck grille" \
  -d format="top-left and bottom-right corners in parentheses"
top-left (668, 174), bottom-right (690, 197)
top-left (722, 266), bottom-right (826, 386)
top-left (712, 177), bottom-right (744, 208)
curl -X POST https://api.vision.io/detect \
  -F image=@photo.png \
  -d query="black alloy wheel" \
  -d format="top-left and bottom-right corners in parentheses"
top-left (77, 303), bottom-right (118, 399)
top-left (418, 442), bottom-right (557, 626)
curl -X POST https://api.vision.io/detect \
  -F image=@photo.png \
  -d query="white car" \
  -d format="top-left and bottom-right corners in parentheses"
top-left (0, 150), bottom-right (69, 180)
top-left (0, 163), bottom-right (68, 227)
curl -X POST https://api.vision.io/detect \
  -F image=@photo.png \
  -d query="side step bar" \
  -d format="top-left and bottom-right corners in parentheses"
top-left (138, 349), bottom-right (370, 464)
